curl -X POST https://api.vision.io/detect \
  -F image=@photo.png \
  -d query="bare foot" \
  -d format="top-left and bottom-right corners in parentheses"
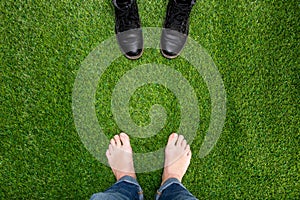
top-left (106, 133), bottom-right (136, 181)
top-left (162, 133), bottom-right (192, 184)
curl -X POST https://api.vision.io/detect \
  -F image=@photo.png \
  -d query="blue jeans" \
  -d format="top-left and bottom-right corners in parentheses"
top-left (90, 176), bottom-right (197, 200)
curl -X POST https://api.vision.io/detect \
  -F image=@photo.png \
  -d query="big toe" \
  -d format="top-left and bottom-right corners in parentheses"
top-left (167, 133), bottom-right (178, 146)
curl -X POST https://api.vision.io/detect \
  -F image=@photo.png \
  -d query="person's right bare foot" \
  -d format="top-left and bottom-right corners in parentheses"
top-left (105, 133), bottom-right (136, 181)
top-left (162, 133), bottom-right (192, 184)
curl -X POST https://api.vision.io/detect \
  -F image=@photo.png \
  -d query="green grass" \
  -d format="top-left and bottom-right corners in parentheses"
top-left (1, 0), bottom-right (299, 199)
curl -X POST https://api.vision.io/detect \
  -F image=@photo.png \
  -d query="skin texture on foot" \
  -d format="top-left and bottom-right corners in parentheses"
top-left (106, 133), bottom-right (136, 181)
top-left (162, 133), bottom-right (192, 184)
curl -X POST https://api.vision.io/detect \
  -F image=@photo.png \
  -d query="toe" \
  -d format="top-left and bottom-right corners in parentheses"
top-left (187, 150), bottom-right (192, 158)
top-left (185, 145), bottom-right (192, 156)
top-left (167, 133), bottom-right (178, 146)
top-left (110, 138), bottom-right (116, 146)
top-left (120, 132), bottom-right (130, 147)
top-left (109, 144), bottom-right (114, 152)
top-left (114, 135), bottom-right (121, 147)
top-left (176, 135), bottom-right (184, 146)
top-left (106, 149), bottom-right (110, 157)
top-left (181, 139), bottom-right (187, 148)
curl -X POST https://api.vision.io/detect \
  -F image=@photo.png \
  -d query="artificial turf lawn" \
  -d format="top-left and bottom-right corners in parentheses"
top-left (1, 0), bottom-right (299, 199)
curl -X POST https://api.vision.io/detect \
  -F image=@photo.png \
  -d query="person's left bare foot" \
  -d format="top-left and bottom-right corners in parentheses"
top-left (106, 133), bottom-right (136, 181)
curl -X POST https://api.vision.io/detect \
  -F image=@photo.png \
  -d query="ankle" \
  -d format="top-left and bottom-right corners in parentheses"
top-left (116, 173), bottom-right (136, 181)
top-left (162, 173), bottom-right (182, 185)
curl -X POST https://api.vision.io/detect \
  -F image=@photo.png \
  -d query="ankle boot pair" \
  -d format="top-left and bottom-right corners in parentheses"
top-left (113, 0), bottom-right (195, 59)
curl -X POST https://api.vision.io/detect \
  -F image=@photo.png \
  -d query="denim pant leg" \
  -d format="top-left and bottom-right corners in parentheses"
top-left (155, 178), bottom-right (197, 200)
top-left (90, 176), bottom-right (144, 200)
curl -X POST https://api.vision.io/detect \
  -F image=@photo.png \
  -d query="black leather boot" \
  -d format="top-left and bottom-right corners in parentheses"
top-left (161, 0), bottom-right (195, 59)
top-left (113, 0), bottom-right (143, 59)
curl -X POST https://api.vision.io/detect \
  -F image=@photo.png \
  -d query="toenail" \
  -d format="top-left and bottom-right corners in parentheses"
top-left (120, 132), bottom-right (126, 137)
